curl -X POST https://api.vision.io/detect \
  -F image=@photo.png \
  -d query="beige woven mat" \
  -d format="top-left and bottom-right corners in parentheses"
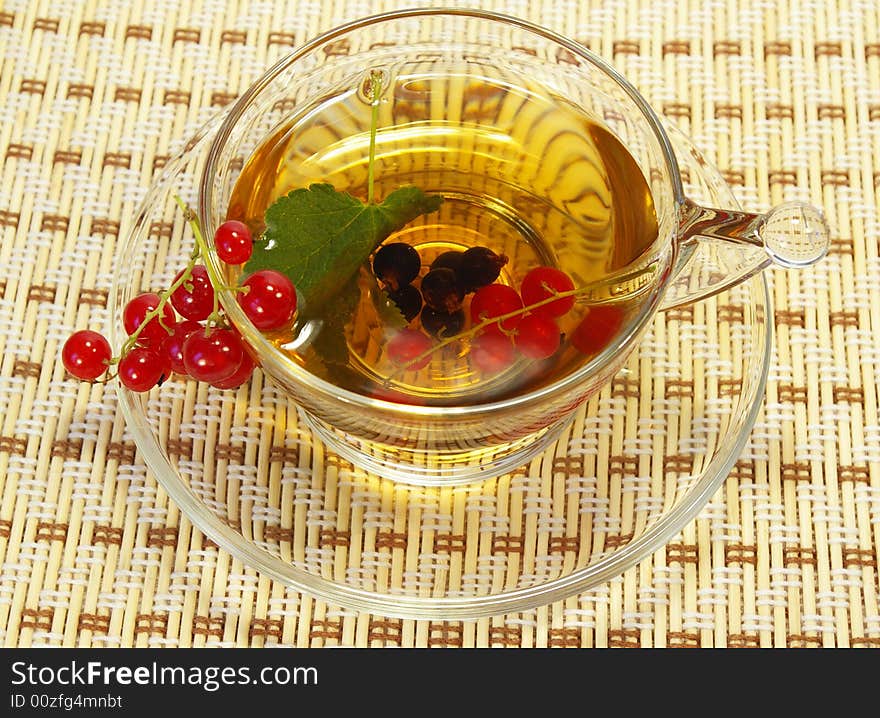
top-left (1, 0), bottom-right (878, 647)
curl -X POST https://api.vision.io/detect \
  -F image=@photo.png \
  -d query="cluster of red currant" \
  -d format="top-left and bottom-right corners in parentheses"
top-left (385, 263), bottom-right (594, 374)
top-left (61, 216), bottom-right (298, 393)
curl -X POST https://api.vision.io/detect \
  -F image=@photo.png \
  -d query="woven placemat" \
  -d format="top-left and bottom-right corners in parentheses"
top-left (0, 0), bottom-right (877, 648)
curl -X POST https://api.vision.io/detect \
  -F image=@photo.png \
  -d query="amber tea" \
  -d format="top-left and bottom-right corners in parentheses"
top-left (226, 69), bottom-right (659, 405)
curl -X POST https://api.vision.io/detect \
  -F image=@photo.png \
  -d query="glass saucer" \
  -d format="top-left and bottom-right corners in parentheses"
top-left (109, 110), bottom-right (770, 619)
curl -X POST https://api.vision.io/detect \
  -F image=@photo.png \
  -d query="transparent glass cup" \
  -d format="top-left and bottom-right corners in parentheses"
top-left (199, 8), bottom-right (828, 485)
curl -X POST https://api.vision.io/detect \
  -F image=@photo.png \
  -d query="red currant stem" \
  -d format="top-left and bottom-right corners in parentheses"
top-left (115, 258), bottom-right (199, 362)
top-left (172, 195), bottom-right (249, 334)
top-left (114, 198), bottom-right (245, 365)
top-left (384, 282), bottom-right (615, 382)
top-left (366, 69), bottom-right (382, 205)
top-left (174, 195), bottom-right (223, 319)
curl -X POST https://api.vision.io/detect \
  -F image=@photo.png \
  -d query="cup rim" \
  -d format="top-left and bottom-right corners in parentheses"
top-left (198, 6), bottom-right (685, 418)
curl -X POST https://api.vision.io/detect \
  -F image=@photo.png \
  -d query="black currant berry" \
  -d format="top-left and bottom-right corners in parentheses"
top-left (420, 267), bottom-right (465, 313)
top-left (388, 284), bottom-right (423, 322)
top-left (430, 250), bottom-right (464, 275)
top-left (458, 246), bottom-right (508, 292)
top-left (373, 242), bottom-right (421, 291)
top-left (420, 306), bottom-right (465, 338)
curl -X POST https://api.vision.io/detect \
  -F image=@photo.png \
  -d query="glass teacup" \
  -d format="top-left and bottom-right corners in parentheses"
top-left (198, 8), bottom-right (828, 485)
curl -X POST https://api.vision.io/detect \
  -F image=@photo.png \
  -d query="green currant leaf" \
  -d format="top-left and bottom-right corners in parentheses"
top-left (310, 277), bottom-right (361, 368)
top-left (309, 267), bottom-right (408, 373)
top-left (244, 183), bottom-right (442, 313)
top-left (372, 289), bottom-right (408, 332)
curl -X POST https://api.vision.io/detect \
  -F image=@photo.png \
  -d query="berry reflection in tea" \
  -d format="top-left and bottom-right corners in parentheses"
top-left (225, 69), bottom-right (660, 406)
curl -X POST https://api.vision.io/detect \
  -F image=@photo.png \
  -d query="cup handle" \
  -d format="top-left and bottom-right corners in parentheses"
top-left (659, 198), bottom-right (830, 310)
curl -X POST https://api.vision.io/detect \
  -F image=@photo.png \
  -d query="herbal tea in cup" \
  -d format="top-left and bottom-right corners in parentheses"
top-left (224, 70), bottom-right (659, 404)
top-left (197, 9), bottom-right (828, 484)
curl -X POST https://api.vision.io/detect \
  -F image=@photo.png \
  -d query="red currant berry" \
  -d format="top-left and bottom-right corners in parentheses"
top-left (215, 220), bottom-right (253, 265)
top-left (469, 283), bottom-right (523, 332)
top-left (514, 314), bottom-right (561, 359)
top-left (211, 351), bottom-right (255, 390)
top-left (182, 327), bottom-right (244, 384)
top-left (123, 292), bottom-right (176, 345)
top-left (62, 330), bottom-right (112, 381)
top-left (520, 266), bottom-right (575, 318)
top-left (571, 305), bottom-right (625, 356)
top-left (238, 269), bottom-right (297, 331)
top-left (386, 328), bottom-right (433, 370)
top-left (470, 332), bottom-right (516, 375)
top-left (170, 265), bottom-right (214, 321)
top-left (160, 319), bottom-right (202, 375)
top-left (117, 346), bottom-right (171, 392)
